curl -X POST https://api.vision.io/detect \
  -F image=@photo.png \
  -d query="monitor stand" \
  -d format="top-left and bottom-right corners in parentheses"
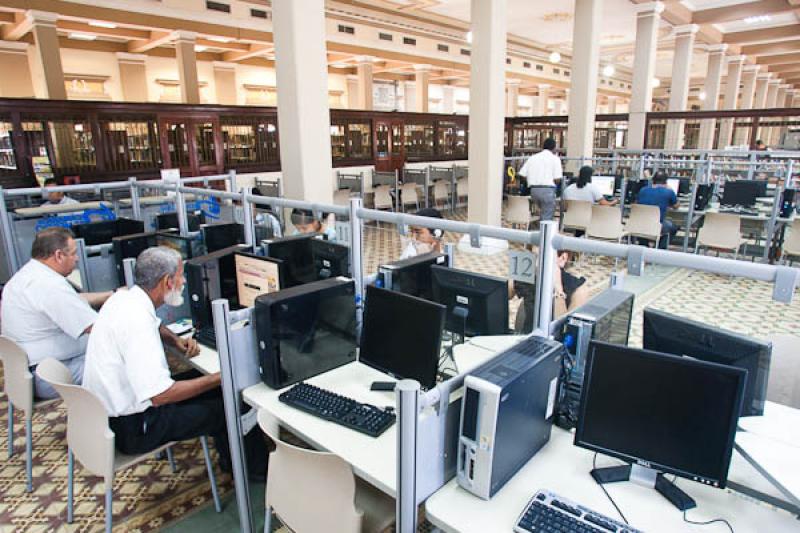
top-left (591, 463), bottom-right (697, 511)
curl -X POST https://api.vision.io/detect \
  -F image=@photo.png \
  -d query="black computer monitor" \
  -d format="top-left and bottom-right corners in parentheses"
top-left (721, 180), bottom-right (765, 207)
top-left (263, 233), bottom-right (318, 288)
top-left (625, 179), bottom-right (649, 204)
top-left (112, 231), bottom-right (159, 285)
top-left (155, 232), bottom-right (199, 259)
top-left (430, 265), bottom-right (508, 337)
top-left (642, 308), bottom-right (771, 417)
top-left (311, 239), bottom-right (350, 279)
top-left (575, 341), bottom-right (746, 510)
top-left (378, 252), bottom-right (448, 301)
top-left (672, 176), bottom-right (692, 195)
top-left (156, 211), bottom-right (205, 232)
top-left (73, 218), bottom-right (145, 246)
top-left (359, 285), bottom-right (445, 390)
top-left (202, 222), bottom-right (245, 253)
top-left (234, 251), bottom-right (283, 308)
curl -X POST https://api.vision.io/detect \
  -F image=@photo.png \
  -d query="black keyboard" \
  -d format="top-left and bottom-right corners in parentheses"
top-left (278, 382), bottom-right (396, 438)
top-left (719, 207), bottom-right (758, 216)
top-left (515, 490), bottom-right (643, 533)
top-left (196, 328), bottom-right (217, 349)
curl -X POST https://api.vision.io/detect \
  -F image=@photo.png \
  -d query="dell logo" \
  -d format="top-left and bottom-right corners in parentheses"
top-left (636, 460), bottom-right (651, 468)
top-left (501, 393), bottom-right (510, 402)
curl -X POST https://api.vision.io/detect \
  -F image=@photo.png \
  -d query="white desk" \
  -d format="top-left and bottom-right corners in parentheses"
top-left (426, 428), bottom-right (800, 533)
top-left (14, 201), bottom-right (108, 216)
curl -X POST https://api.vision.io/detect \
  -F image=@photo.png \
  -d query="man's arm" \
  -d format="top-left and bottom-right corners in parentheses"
top-left (80, 291), bottom-right (113, 309)
top-left (159, 324), bottom-right (200, 357)
top-left (151, 372), bottom-right (221, 406)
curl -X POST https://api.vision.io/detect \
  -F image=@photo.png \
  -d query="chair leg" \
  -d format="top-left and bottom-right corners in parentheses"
top-left (264, 505), bottom-right (273, 533)
top-left (166, 446), bottom-right (177, 473)
top-left (25, 415), bottom-right (33, 493)
top-left (105, 486), bottom-right (113, 533)
top-left (200, 436), bottom-right (222, 513)
top-left (67, 448), bottom-right (74, 523)
top-left (7, 403), bottom-right (13, 458)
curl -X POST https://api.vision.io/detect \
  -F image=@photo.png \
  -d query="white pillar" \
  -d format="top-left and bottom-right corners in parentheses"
top-left (536, 84), bottom-right (550, 116)
top-left (628, 2), bottom-right (664, 150)
top-left (414, 64), bottom-right (431, 113)
top-left (739, 65), bottom-right (759, 110)
top-left (753, 73), bottom-right (771, 109)
top-left (664, 24), bottom-right (698, 150)
top-left (346, 75), bottom-right (358, 109)
top-left (607, 96), bottom-right (618, 114)
top-left (356, 56), bottom-right (374, 110)
top-left (697, 45), bottom-right (727, 150)
top-left (566, 0), bottom-right (603, 169)
top-left (506, 79), bottom-right (521, 117)
top-left (718, 55), bottom-right (745, 149)
top-left (442, 85), bottom-right (455, 113)
top-left (467, 0), bottom-right (506, 227)
top-left (272, 0), bottom-right (333, 203)
top-left (764, 79), bottom-right (781, 146)
top-left (174, 31), bottom-right (200, 104)
top-left (403, 81), bottom-right (416, 112)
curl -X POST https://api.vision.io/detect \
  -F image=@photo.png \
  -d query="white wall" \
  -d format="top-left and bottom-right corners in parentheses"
top-left (61, 48), bottom-right (124, 101)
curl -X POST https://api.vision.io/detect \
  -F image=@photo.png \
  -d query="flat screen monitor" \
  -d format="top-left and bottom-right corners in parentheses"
top-left (234, 251), bottom-right (283, 308)
top-left (156, 212), bottom-right (205, 232)
top-left (112, 231), bottom-right (159, 285)
top-left (311, 239), bottom-right (350, 279)
top-left (666, 178), bottom-right (680, 196)
top-left (591, 176), bottom-right (615, 197)
top-left (185, 245), bottom-right (244, 342)
top-left (263, 233), bottom-right (318, 288)
top-left (155, 232), bottom-right (197, 259)
top-left (379, 252), bottom-right (448, 301)
top-left (73, 218), bottom-right (145, 246)
top-left (721, 180), bottom-right (766, 207)
top-left (642, 308), bottom-right (771, 416)
top-left (359, 285), bottom-right (445, 390)
top-left (673, 177), bottom-right (692, 195)
top-left (430, 265), bottom-right (508, 337)
top-left (202, 222), bottom-right (245, 253)
top-left (575, 341), bottom-right (745, 490)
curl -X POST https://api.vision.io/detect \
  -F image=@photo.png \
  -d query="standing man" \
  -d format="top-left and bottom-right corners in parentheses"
top-left (518, 138), bottom-right (563, 222)
top-left (1, 227), bottom-right (111, 398)
top-left (637, 171), bottom-right (679, 249)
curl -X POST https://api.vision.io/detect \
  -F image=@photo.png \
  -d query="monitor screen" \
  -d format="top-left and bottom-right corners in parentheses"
top-left (379, 252), bottom-right (448, 301)
top-left (311, 239), bottom-right (350, 279)
top-left (359, 285), bottom-right (445, 390)
top-left (112, 231), bottom-right (159, 285)
top-left (591, 176), bottom-right (615, 197)
top-left (666, 178), bottom-right (680, 196)
top-left (156, 212), bottom-right (205, 232)
top-left (73, 220), bottom-right (119, 246)
top-left (642, 308), bottom-right (771, 416)
top-left (430, 265), bottom-right (508, 336)
top-left (203, 222), bottom-right (245, 253)
top-left (263, 234), bottom-right (318, 287)
top-left (575, 341), bottom-right (745, 488)
top-left (235, 252), bottom-right (282, 308)
top-left (721, 180), bottom-right (763, 207)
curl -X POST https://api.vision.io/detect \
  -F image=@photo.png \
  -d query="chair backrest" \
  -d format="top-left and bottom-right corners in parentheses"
top-left (783, 219), bottom-right (800, 256)
top-left (506, 195), bottom-right (531, 225)
top-left (626, 204), bottom-right (662, 238)
top-left (35, 358), bottom-right (116, 484)
top-left (334, 189), bottom-right (351, 206)
top-left (561, 200), bottom-right (592, 230)
top-left (374, 186), bottom-right (393, 210)
top-left (258, 410), bottom-right (362, 533)
top-left (587, 205), bottom-right (624, 240)
top-left (401, 182), bottom-right (418, 204)
top-left (456, 178), bottom-right (468, 197)
top-left (698, 212), bottom-right (742, 249)
top-left (433, 180), bottom-right (449, 200)
top-left (0, 336), bottom-right (34, 414)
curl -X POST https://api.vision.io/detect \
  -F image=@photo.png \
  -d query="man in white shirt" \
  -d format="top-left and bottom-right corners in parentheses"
top-left (41, 178), bottom-right (79, 206)
top-left (82, 247), bottom-right (234, 468)
top-left (518, 138), bottom-right (563, 222)
top-left (1, 227), bottom-right (111, 398)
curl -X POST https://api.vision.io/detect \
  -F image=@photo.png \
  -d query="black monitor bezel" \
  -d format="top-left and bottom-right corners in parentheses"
top-left (430, 264), bottom-right (508, 336)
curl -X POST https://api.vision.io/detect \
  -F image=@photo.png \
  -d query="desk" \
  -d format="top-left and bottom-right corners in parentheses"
top-left (14, 201), bottom-right (108, 216)
top-left (118, 194), bottom-right (197, 207)
top-left (426, 428), bottom-right (800, 533)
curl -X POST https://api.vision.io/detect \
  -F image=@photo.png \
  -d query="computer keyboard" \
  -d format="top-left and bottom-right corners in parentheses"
top-left (278, 382), bottom-right (396, 437)
top-left (719, 207), bottom-right (758, 216)
top-left (514, 490), bottom-right (643, 533)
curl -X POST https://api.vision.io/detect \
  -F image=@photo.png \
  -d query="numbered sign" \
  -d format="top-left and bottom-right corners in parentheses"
top-left (508, 250), bottom-right (537, 283)
top-left (335, 221), bottom-right (351, 246)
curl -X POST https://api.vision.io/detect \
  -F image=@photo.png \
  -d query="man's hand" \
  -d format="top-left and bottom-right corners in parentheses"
top-left (175, 335), bottom-right (201, 357)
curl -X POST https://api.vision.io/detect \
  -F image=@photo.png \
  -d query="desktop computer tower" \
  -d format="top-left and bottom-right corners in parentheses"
top-left (780, 188), bottom-right (796, 218)
top-left (695, 184), bottom-right (712, 211)
top-left (555, 289), bottom-right (634, 430)
top-left (456, 336), bottom-right (565, 500)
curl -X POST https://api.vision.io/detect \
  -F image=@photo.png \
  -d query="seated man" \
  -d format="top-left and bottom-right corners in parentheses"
top-left (400, 207), bottom-right (445, 259)
top-left (42, 178), bottom-right (79, 206)
top-left (1, 227), bottom-right (112, 398)
top-left (290, 208), bottom-right (337, 242)
top-left (637, 170), bottom-right (679, 249)
top-left (81, 247), bottom-right (234, 466)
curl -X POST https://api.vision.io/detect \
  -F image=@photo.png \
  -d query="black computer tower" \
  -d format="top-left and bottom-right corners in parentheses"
top-left (781, 188), bottom-right (796, 218)
top-left (695, 184), bottom-right (712, 211)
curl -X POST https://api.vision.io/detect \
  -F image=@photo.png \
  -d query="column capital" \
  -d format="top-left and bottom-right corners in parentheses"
top-left (413, 64), bottom-right (433, 73)
top-left (706, 44), bottom-right (728, 54)
top-left (538, 83), bottom-right (550, 89)
top-left (757, 72), bottom-right (772, 80)
top-left (173, 30), bottom-right (198, 43)
top-left (726, 55), bottom-right (746, 64)
top-left (355, 55), bottom-right (376, 65)
top-left (27, 10), bottom-right (59, 26)
top-left (506, 78), bottom-right (522, 87)
top-left (673, 24), bottom-right (699, 36)
top-left (212, 61), bottom-right (237, 71)
top-left (742, 64), bottom-right (760, 73)
top-left (768, 78), bottom-right (781, 86)
top-left (635, 2), bottom-right (665, 16)
top-left (115, 52), bottom-right (147, 64)
top-left (345, 74), bottom-right (359, 82)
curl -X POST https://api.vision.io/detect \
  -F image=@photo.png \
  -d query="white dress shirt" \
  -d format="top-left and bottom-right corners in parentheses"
top-left (1, 260), bottom-right (97, 365)
top-left (562, 183), bottom-right (603, 203)
top-left (83, 286), bottom-right (174, 417)
top-left (42, 195), bottom-right (79, 207)
top-left (518, 150), bottom-right (563, 187)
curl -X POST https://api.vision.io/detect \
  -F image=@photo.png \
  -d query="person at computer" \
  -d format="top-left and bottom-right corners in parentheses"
top-left (636, 170), bottom-right (679, 249)
top-left (755, 139), bottom-right (767, 151)
top-left (0, 227), bottom-right (114, 399)
top-left (562, 166), bottom-right (618, 206)
top-left (41, 178), bottom-right (79, 206)
top-left (518, 138), bottom-right (563, 222)
top-left (290, 208), bottom-right (337, 242)
top-left (399, 207), bottom-right (445, 259)
top-left (251, 187), bottom-right (283, 238)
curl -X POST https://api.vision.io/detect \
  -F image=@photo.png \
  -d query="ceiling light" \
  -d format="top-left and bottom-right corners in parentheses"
top-left (549, 51), bottom-right (561, 64)
top-left (466, 31), bottom-right (472, 44)
top-left (602, 65), bottom-right (615, 77)
top-left (699, 91), bottom-right (707, 101)
top-left (89, 20), bottom-right (117, 29)
top-left (195, 45), bottom-right (207, 52)
top-left (208, 36), bottom-right (232, 43)
top-left (68, 33), bottom-right (97, 41)
top-left (652, 77), bottom-right (660, 88)
top-left (744, 15), bottom-right (771, 24)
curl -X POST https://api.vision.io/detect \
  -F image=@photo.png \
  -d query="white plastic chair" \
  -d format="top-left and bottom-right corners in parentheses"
top-left (456, 178), bottom-right (468, 208)
top-left (400, 182), bottom-right (420, 212)
top-left (35, 358), bottom-right (222, 533)
top-left (373, 185), bottom-right (394, 212)
top-left (259, 409), bottom-right (394, 533)
top-left (433, 180), bottom-right (451, 210)
top-left (625, 204), bottom-right (663, 247)
top-left (587, 205), bottom-right (626, 243)
top-left (696, 212), bottom-right (747, 259)
top-left (561, 200), bottom-right (592, 234)
top-left (0, 336), bottom-right (60, 492)
top-left (506, 195), bottom-right (532, 230)
top-left (781, 219), bottom-right (800, 265)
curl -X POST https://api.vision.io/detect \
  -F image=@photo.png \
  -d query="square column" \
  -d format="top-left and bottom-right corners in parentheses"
top-left (116, 52), bottom-right (148, 102)
top-left (697, 44), bottom-right (727, 150)
top-left (739, 65), bottom-right (759, 110)
top-left (213, 62), bottom-right (237, 105)
top-left (346, 75), bottom-right (358, 109)
top-left (566, 0), bottom-right (604, 167)
top-left (754, 73), bottom-right (771, 109)
top-left (174, 31), bottom-right (200, 104)
top-left (764, 79), bottom-right (781, 145)
top-left (506, 79), bottom-right (521, 117)
top-left (356, 56), bottom-right (374, 110)
top-left (414, 64), bottom-right (431, 113)
top-left (628, 2), bottom-right (664, 150)
top-left (718, 55), bottom-right (745, 148)
top-left (403, 81), bottom-right (416, 112)
top-left (467, 0), bottom-right (507, 226)
top-left (664, 24), bottom-right (699, 150)
top-left (272, 0), bottom-right (334, 203)
top-left (442, 85), bottom-right (455, 114)
top-left (29, 11), bottom-right (66, 100)
top-left (607, 96), bottom-right (618, 114)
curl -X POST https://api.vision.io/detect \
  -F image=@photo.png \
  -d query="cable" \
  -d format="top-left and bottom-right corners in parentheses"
top-left (682, 510), bottom-right (734, 533)
top-left (592, 453), bottom-right (629, 525)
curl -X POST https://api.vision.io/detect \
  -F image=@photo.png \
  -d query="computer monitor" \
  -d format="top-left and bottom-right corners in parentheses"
top-left (378, 252), bottom-right (448, 301)
top-left (202, 222), bottom-right (244, 253)
top-left (112, 231), bottom-right (159, 285)
top-left (234, 251), bottom-right (283, 308)
top-left (674, 177), bottom-right (692, 195)
top-left (359, 285), bottom-right (445, 390)
top-left (575, 341), bottom-right (746, 510)
top-left (430, 265), bottom-right (508, 337)
top-left (311, 239), bottom-right (350, 279)
top-left (642, 308), bottom-right (771, 417)
top-left (263, 233), bottom-right (318, 288)
top-left (156, 211), bottom-right (205, 232)
top-left (666, 178), bottom-right (680, 196)
top-left (73, 218), bottom-right (145, 246)
top-left (721, 180), bottom-right (764, 207)
top-left (624, 179), bottom-right (649, 204)
top-left (591, 176), bottom-right (615, 197)
top-left (155, 232), bottom-right (198, 259)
